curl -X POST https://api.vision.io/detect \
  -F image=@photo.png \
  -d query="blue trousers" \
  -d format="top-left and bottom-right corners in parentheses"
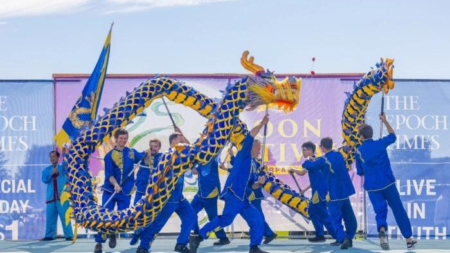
top-left (327, 198), bottom-right (357, 243)
top-left (308, 200), bottom-right (335, 238)
top-left (95, 191), bottom-right (131, 243)
top-left (368, 183), bottom-right (412, 238)
top-left (44, 200), bottom-right (73, 239)
top-left (191, 195), bottom-right (227, 239)
top-left (199, 192), bottom-right (263, 247)
top-left (139, 198), bottom-right (195, 250)
top-left (250, 198), bottom-right (275, 237)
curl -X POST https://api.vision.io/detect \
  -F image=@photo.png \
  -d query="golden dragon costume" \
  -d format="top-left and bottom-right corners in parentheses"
top-left (61, 52), bottom-right (394, 238)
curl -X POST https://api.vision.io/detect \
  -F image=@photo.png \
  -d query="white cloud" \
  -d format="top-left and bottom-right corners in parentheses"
top-left (105, 0), bottom-right (239, 13)
top-left (0, 0), bottom-right (91, 18)
top-left (0, 0), bottom-right (239, 18)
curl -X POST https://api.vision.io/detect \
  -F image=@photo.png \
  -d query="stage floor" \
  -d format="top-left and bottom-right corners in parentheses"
top-left (1, 238), bottom-right (449, 253)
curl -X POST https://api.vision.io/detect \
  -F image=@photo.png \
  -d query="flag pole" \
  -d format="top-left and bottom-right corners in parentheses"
top-left (379, 90), bottom-right (385, 137)
top-left (260, 104), bottom-right (269, 165)
top-left (162, 97), bottom-right (177, 129)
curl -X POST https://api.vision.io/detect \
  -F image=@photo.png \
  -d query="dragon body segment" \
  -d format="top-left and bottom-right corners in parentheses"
top-left (339, 59), bottom-right (395, 169)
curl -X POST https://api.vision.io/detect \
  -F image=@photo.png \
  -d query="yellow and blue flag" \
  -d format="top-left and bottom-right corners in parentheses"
top-left (54, 25), bottom-right (112, 149)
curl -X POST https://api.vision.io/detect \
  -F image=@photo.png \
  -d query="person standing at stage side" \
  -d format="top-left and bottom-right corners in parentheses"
top-left (41, 150), bottom-right (74, 241)
top-left (137, 129), bottom-right (196, 253)
top-left (130, 138), bottom-right (163, 245)
top-left (191, 159), bottom-right (231, 246)
top-left (355, 114), bottom-right (417, 250)
top-left (289, 141), bottom-right (336, 243)
top-left (303, 137), bottom-right (356, 250)
top-left (94, 128), bottom-right (148, 253)
top-left (189, 115), bottom-right (270, 253)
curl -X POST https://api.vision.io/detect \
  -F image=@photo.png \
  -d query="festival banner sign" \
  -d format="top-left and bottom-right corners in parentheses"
top-left (54, 75), bottom-right (363, 235)
top-left (365, 80), bottom-right (450, 239)
top-left (0, 81), bottom-right (54, 240)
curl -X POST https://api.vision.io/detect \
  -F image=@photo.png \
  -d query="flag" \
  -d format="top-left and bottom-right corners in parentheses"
top-left (54, 24), bottom-right (112, 149)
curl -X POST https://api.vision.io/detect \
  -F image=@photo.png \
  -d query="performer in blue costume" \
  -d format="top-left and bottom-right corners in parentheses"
top-left (94, 128), bottom-right (147, 253)
top-left (355, 114), bottom-right (417, 250)
top-left (41, 150), bottom-right (73, 241)
top-left (190, 115), bottom-right (270, 253)
top-left (191, 159), bottom-right (231, 246)
top-left (289, 141), bottom-right (336, 243)
top-left (303, 137), bottom-right (356, 250)
top-left (243, 140), bottom-right (277, 244)
top-left (137, 130), bottom-right (196, 253)
top-left (130, 138), bottom-right (163, 245)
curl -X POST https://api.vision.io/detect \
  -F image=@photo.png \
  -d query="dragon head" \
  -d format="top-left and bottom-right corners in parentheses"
top-left (379, 58), bottom-right (395, 94)
top-left (241, 51), bottom-right (302, 112)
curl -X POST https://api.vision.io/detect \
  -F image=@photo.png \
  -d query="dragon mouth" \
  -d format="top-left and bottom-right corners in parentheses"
top-left (244, 73), bottom-right (301, 112)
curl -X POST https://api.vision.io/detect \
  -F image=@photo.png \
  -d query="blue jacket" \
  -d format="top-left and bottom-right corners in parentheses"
top-left (355, 133), bottom-right (397, 191)
top-left (229, 155), bottom-right (264, 201)
top-left (246, 158), bottom-right (264, 201)
top-left (221, 134), bottom-right (255, 201)
top-left (168, 174), bottom-right (185, 203)
top-left (303, 150), bottom-right (355, 201)
top-left (197, 159), bottom-right (221, 199)
top-left (42, 164), bottom-right (68, 203)
top-left (102, 147), bottom-right (145, 195)
top-left (301, 155), bottom-right (327, 203)
top-left (135, 152), bottom-right (162, 193)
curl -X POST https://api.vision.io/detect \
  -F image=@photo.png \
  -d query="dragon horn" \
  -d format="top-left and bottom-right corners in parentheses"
top-left (241, 51), bottom-right (264, 75)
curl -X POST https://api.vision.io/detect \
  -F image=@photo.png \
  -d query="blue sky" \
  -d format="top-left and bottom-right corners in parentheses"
top-left (0, 0), bottom-right (449, 79)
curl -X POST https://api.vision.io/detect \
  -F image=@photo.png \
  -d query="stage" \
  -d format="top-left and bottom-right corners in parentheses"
top-left (1, 238), bottom-right (449, 253)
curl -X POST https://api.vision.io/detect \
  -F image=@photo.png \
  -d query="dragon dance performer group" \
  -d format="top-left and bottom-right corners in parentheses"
top-left (47, 51), bottom-right (419, 253)
top-left (46, 118), bottom-right (418, 253)
top-left (86, 115), bottom-right (417, 253)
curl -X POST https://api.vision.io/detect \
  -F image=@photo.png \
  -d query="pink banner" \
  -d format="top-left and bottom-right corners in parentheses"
top-left (54, 74), bottom-right (363, 233)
